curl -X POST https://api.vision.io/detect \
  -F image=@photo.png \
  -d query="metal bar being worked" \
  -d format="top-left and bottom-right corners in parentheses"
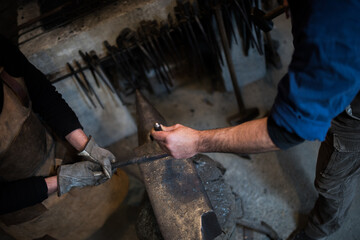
top-left (111, 153), bottom-right (170, 169)
top-left (135, 90), bottom-right (222, 240)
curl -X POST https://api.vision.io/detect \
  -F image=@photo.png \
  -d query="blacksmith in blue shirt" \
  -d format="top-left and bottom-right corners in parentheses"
top-left (152, 0), bottom-right (360, 239)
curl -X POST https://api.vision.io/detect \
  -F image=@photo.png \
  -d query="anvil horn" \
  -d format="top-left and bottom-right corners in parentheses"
top-left (135, 90), bottom-right (222, 240)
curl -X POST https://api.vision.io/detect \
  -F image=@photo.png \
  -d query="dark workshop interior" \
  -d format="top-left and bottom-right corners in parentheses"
top-left (0, 0), bottom-right (360, 239)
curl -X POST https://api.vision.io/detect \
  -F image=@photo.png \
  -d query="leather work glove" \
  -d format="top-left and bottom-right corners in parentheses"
top-left (57, 161), bottom-right (109, 196)
top-left (78, 136), bottom-right (115, 179)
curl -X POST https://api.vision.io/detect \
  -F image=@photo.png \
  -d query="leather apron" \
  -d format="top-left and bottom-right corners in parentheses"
top-left (0, 74), bottom-right (129, 240)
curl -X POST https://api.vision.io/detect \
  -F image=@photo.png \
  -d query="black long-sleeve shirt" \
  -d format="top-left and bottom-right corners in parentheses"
top-left (0, 35), bottom-right (82, 214)
top-left (0, 35), bottom-right (82, 137)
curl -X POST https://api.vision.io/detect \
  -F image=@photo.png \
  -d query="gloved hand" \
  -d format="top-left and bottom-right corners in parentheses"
top-left (57, 161), bottom-right (109, 196)
top-left (78, 136), bottom-right (115, 179)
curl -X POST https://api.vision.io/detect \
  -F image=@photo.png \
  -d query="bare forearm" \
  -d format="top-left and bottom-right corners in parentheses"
top-left (65, 128), bottom-right (89, 151)
top-left (43, 129), bottom-right (87, 197)
top-left (45, 176), bottom-right (58, 195)
top-left (151, 117), bottom-right (279, 159)
top-left (198, 117), bottom-right (279, 154)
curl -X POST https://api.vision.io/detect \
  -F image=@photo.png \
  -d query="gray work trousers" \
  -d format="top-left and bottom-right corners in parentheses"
top-left (305, 127), bottom-right (360, 239)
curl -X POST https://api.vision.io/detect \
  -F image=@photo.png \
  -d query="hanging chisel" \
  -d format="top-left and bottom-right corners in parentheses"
top-left (104, 40), bottom-right (137, 92)
top-left (67, 62), bottom-right (97, 108)
top-left (79, 50), bottom-right (101, 88)
top-left (75, 60), bottom-right (105, 109)
top-left (79, 50), bottom-right (120, 106)
top-left (89, 51), bottom-right (127, 104)
top-left (84, 51), bottom-right (114, 93)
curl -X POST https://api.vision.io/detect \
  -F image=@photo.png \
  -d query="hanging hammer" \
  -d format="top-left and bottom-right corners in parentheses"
top-left (251, 5), bottom-right (287, 32)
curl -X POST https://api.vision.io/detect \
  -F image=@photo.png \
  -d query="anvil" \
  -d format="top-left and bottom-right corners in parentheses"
top-left (133, 90), bottom-right (222, 240)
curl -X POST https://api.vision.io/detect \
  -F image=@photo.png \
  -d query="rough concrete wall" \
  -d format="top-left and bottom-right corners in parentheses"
top-left (16, 0), bottom-right (178, 146)
top-left (53, 70), bottom-right (137, 147)
top-left (220, 29), bottom-right (266, 90)
top-left (19, 0), bottom-right (177, 75)
top-left (217, 0), bottom-right (266, 90)
top-left (18, 0), bottom-right (264, 88)
top-left (16, 0), bottom-right (265, 145)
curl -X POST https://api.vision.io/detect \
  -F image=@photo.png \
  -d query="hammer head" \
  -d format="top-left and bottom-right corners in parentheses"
top-left (251, 7), bottom-right (273, 32)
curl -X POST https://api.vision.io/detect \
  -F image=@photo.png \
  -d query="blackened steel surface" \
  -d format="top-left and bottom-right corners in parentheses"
top-left (135, 154), bottom-right (242, 240)
top-left (135, 90), bottom-right (222, 240)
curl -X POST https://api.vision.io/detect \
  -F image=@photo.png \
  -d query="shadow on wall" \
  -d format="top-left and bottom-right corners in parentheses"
top-left (0, 1), bottom-right (18, 44)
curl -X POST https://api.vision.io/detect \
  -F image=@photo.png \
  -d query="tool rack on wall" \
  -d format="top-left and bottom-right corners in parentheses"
top-left (49, 0), bottom-right (266, 123)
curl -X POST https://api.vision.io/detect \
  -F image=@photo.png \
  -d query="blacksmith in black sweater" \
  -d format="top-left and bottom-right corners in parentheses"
top-left (0, 35), bottom-right (128, 240)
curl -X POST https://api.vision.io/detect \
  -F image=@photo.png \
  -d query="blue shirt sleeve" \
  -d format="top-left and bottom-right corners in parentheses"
top-left (270, 0), bottom-right (360, 141)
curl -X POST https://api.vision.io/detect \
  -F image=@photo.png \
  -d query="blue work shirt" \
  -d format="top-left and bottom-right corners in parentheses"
top-left (270, 0), bottom-right (360, 141)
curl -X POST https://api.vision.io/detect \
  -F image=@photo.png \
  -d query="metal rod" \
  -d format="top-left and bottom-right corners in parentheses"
top-left (75, 60), bottom-right (105, 109)
top-left (111, 153), bottom-right (170, 169)
top-left (79, 50), bottom-right (100, 88)
top-left (214, 6), bottom-right (246, 113)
